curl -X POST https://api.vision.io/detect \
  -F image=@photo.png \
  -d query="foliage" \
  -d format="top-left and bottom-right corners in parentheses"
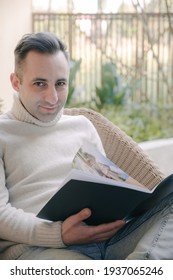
top-left (66, 56), bottom-right (172, 143)
top-left (99, 102), bottom-right (173, 143)
top-left (94, 63), bottom-right (135, 109)
top-left (70, 98), bottom-right (173, 143)
top-left (66, 58), bottom-right (82, 105)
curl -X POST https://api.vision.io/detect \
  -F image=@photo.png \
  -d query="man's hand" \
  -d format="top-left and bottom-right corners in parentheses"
top-left (62, 208), bottom-right (125, 245)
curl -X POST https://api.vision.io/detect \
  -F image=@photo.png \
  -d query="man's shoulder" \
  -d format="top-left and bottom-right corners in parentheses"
top-left (62, 113), bottom-right (92, 125)
top-left (61, 113), bottom-right (97, 133)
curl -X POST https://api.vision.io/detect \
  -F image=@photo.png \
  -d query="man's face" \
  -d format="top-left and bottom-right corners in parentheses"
top-left (11, 50), bottom-right (69, 122)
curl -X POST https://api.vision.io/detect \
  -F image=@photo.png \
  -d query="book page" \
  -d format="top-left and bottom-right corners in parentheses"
top-left (73, 142), bottom-right (145, 189)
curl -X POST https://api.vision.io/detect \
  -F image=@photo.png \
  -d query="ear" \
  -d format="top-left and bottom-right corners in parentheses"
top-left (10, 73), bottom-right (20, 92)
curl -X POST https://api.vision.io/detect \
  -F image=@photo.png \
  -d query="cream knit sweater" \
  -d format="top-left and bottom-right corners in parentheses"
top-left (0, 94), bottom-right (104, 259)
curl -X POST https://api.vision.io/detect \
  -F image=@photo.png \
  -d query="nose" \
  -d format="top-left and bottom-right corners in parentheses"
top-left (44, 86), bottom-right (58, 105)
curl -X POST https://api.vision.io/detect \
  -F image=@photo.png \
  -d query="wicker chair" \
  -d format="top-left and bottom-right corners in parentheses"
top-left (64, 107), bottom-right (165, 190)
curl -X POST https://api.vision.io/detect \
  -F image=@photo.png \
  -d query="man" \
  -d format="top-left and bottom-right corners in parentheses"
top-left (0, 32), bottom-right (173, 260)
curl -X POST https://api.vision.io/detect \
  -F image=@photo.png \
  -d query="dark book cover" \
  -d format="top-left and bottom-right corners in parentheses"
top-left (37, 171), bottom-right (173, 225)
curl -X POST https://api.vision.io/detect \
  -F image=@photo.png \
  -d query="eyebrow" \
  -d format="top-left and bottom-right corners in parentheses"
top-left (32, 78), bottom-right (68, 83)
top-left (56, 78), bottom-right (68, 83)
top-left (32, 77), bottom-right (47, 82)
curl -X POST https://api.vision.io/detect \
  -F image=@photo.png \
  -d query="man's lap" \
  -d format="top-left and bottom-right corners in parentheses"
top-left (18, 193), bottom-right (173, 260)
top-left (17, 247), bottom-right (91, 260)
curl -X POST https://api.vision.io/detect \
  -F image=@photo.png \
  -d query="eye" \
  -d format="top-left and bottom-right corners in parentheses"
top-left (56, 80), bottom-right (67, 87)
top-left (34, 81), bottom-right (47, 87)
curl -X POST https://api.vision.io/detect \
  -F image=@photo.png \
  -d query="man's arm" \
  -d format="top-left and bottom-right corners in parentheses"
top-left (0, 158), bottom-right (65, 248)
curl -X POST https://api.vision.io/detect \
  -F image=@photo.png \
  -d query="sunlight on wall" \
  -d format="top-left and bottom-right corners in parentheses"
top-left (32, 0), bottom-right (152, 13)
top-left (0, 0), bottom-right (32, 112)
top-left (32, 0), bottom-right (68, 12)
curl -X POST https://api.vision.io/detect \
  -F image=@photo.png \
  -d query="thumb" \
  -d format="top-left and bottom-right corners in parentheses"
top-left (76, 208), bottom-right (92, 223)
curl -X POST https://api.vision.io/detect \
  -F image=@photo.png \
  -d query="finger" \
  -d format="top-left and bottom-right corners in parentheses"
top-left (71, 208), bottom-right (92, 225)
top-left (91, 220), bottom-right (125, 235)
top-left (95, 224), bottom-right (124, 241)
top-left (80, 220), bottom-right (125, 243)
top-left (89, 222), bottom-right (125, 242)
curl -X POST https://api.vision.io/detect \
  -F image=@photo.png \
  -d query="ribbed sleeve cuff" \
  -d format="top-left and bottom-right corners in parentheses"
top-left (34, 220), bottom-right (66, 248)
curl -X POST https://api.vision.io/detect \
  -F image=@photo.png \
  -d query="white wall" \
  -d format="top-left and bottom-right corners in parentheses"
top-left (0, 0), bottom-right (32, 112)
top-left (140, 138), bottom-right (173, 176)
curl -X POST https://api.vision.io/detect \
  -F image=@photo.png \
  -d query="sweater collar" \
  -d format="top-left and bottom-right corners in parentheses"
top-left (10, 93), bottom-right (64, 127)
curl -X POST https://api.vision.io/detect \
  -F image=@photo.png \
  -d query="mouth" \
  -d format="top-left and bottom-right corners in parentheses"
top-left (39, 105), bottom-right (58, 113)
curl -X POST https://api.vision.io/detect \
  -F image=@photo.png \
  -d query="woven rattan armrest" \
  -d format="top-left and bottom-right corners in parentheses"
top-left (64, 107), bottom-right (165, 190)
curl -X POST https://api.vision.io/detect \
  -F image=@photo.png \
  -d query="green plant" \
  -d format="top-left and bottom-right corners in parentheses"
top-left (95, 63), bottom-right (133, 109)
top-left (66, 95), bottom-right (173, 142)
top-left (99, 102), bottom-right (173, 142)
top-left (66, 58), bottom-right (82, 105)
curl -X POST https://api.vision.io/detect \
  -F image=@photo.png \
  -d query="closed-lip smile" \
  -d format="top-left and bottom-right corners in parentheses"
top-left (39, 105), bottom-right (58, 112)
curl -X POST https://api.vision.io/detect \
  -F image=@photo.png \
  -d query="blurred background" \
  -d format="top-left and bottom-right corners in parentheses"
top-left (1, 0), bottom-right (173, 174)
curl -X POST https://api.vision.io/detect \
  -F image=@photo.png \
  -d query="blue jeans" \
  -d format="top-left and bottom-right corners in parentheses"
top-left (66, 193), bottom-right (173, 259)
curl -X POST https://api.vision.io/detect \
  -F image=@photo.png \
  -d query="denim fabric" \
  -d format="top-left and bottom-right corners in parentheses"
top-left (126, 203), bottom-right (173, 259)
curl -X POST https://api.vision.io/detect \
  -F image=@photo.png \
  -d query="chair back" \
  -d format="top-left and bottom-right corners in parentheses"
top-left (64, 107), bottom-right (165, 190)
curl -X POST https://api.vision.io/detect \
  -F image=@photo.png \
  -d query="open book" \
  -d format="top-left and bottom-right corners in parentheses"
top-left (37, 143), bottom-right (173, 225)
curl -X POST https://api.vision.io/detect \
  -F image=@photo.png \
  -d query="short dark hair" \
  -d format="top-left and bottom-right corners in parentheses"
top-left (14, 32), bottom-right (69, 76)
